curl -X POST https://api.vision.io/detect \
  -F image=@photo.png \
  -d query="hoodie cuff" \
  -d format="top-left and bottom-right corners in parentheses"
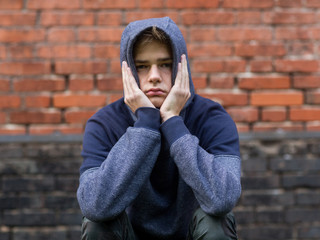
top-left (134, 107), bottom-right (161, 132)
top-left (160, 116), bottom-right (190, 146)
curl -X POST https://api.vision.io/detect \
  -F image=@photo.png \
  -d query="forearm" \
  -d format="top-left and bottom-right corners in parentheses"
top-left (77, 108), bottom-right (161, 221)
top-left (161, 117), bottom-right (241, 215)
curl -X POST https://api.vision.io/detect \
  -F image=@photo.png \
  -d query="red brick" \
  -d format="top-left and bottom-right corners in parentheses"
top-left (14, 77), bottom-right (65, 92)
top-left (251, 91), bottom-right (304, 106)
top-left (10, 111), bottom-right (61, 124)
top-left (293, 76), bottom-right (320, 89)
top-left (253, 122), bottom-right (303, 132)
top-left (277, 0), bottom-right (303, 7)
top-left (167, 0), bottom-right (219, 8)
top-left (8, 45), bottom-right (34, 59)
top-left (189, 27), bottom-right (216, 42)
top-left (181, 11), bottom-right (234, 25)
top-left (139, 0), bottom-right (165, 8)
top-left (218, 27), bottom-right (272, 41)
top-left (288, 42), bottom-right (314, 56)
top-left (48, 28), bottom-right (76, 42)
top-left (275, 60), bottom-right (319, 73)
top-left (69, 75), bottom-right (94, 91)
top-left (83, 0), bottom-right (136, 9)
top-left (37, 45), bottom-right (91, 59)
top-left (0, 79), bottom-right (10, 91)
top-left (0, 46), bottom-right (6, 59)
top-left (65, 110), bottom-right (96, 123)
top-left (275, 27), bottom-right (313, 40)
top-left (235, 44), bottom-right (286, 57)
top-left (193, 76), bottom-right (207, 89)
top-left (0, 29), bottom-right (45, 43)
top-left (237, 11), bottom-right (262, 24)
top-left (0, 13), bottom-right (36, 26)
top-left (78, 28), bottom-right (123, 42)
top-left (53, 94), bottom-right (107, 108)
top-left (250, 60), bottom-right (273, 72)
top-left (306, 0), bottom-right (320, 7)
top-left (97, 12), bottom-right (122, 26)
top-left (209, 76), bottom-right (234, 89)
top-left (235, 123), bottom-right (250, 133)
top-left (228, 107), bottom-right (259, 122)
top-left (264, 12), bottom-right (316, 24)
top-left (94, 44), bottom-right (120, 58)
top-left (41, 11), bottom-right (94, 26)
top-left (306, 91), bottom-right (320, 104)
top-left (193, 60), bottom-right (246, 73)
top-left (188, 44), bottom-right (232, 57)
top-left (0, 112), bottom-right (6, 123)
top-left (97, 76), bottom-right (122, 91)
top-left (262, 108), bottom-right (287, 122)
top-left (0, 95), bottom-right (21, 109)
top-left (125, 12), bottom-right (179, 25)
top-left (0, 62), bottom-right (51, 75)
top-left (110, 60), bottom-right (121, 74)
top-left (290, 107), bottom-right (320, 121)
top-left (27, 0), bottom-right (80, 9)
top-left (223, 0), bottom-right (274, 8)
top-left (25, 95), bottom-right (51, 108)
top-left (239, 76), bottom-right (290, 90)
top-left (0, 125), bottom-right (26, 135)
top-left (55, 61), bottom-right (107, 74)
top-left (200, 92), bottom-right (248, 106)
top-left (109, 93), bottom-right (123, 103)
top-left (29, 125), bottom-right (83, 135)
top-left (0, 0), bottom-right (23, 9)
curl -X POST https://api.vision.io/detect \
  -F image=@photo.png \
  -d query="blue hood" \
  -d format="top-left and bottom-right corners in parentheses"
top-left (120, 17), bottom-right (195, 108)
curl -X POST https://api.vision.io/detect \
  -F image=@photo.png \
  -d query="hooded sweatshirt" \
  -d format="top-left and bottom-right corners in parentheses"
top-left (77, 17), bottom-right (241, 239)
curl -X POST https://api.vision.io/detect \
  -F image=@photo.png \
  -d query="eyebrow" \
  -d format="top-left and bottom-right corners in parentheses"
top-left (135, 58), bottom-right (173, 64)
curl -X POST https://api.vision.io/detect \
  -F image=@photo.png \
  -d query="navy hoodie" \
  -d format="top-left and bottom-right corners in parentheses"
top-left (77, 17), bottom-right (241, 239)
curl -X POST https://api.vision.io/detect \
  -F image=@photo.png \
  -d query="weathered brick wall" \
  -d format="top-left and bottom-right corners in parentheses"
top-left (0, 0), bottom-right (320, 135)
top-left (0, 133), bottom-right (319, 240)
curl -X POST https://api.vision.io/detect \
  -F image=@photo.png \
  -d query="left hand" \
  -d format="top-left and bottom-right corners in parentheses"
top-left (160, 54), bottom-right (191, 122)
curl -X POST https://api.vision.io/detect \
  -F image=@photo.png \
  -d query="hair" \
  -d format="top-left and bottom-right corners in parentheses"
top-left (133, 26), bottom-right (171, 58)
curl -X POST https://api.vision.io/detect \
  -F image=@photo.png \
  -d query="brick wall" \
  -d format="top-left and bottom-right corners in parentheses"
top-left (0, 134), bottom-right (319, 240)
top-left (0, 0), bottom-right (319, 135)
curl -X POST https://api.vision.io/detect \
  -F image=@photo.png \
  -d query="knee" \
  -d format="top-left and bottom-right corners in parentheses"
top-left (190, 208), bottom-right (238, 240)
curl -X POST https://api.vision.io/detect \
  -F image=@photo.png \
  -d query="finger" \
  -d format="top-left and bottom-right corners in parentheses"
top-left (122, 61), bottom-right (130, 95)
top-left (175, 62), bottom-right (182, 86)
top-left (182, 55), bottom-right (189, 90)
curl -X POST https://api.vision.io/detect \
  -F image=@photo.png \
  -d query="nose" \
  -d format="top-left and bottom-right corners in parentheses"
top-left (148, 64), bottom-right (161, 83)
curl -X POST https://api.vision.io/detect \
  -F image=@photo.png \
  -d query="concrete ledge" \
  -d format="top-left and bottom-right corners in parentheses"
top-left (0, 131), bottom-right (320, 143)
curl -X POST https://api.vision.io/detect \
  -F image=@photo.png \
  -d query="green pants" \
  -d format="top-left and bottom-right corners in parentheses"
top-left (81, 208), bottom-right (237, 240)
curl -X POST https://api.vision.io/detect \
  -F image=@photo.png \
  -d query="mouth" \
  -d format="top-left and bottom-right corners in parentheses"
top-left (146, 88), bottom-right (165, 97)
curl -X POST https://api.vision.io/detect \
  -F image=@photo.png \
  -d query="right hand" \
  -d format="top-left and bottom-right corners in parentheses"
top-left (122, 61), bottom-right (155, 113)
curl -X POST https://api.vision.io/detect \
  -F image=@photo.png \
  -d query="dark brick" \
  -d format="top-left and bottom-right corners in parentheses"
top-left (296, 192), bottom-right (320, 205)
top-left (282, 175), bottom-right (320, 188)
top-left (0, 159), bottom-right (37, 175)
top-left (241, 192), bottom-right (294, 206)
top-left (55, 176), bottom-right (79, 192)
top-left (2, 176), bottom-right (54, 192)
top-left (3, 210), bottom-right (57, 226)
top-left (271, 158), bottom-right (320, 172)
top-left (0, 195), bottom-right (42, 209)
top-left (255, 209), bottom-right (284, 223)
top-left (241, 176), bottom-right (280, 190)
top-left (44, 195), bottom-right (79, 209)
top-left (57, 212), bottom-right (82, 225)
top-left (285, 208), bottom-right (320, 223)
top-left (13, 227), bottom-right (67, 240)
top-left (238, 226), bottom-right (292, 240)
top-left (233, 209), bottom-right (255, 224)
top-left (298, 226), bottom-right (320, 239)
top-left (242, 158), bottom-right (267, 172)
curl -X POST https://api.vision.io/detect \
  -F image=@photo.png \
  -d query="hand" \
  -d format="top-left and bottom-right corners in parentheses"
top-left (160, 55), bottom-right (191, 122)
top-left (122, 61), bottom-right (155, 113)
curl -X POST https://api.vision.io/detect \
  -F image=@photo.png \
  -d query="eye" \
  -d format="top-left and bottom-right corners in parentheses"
top-left (136, 65), bottom-right (149, 71)
top-left (159, 63), bottom-right (172, 69)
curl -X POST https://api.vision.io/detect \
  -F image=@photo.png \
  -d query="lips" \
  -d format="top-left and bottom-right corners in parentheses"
top-left (146, 88), bottom-right (165, 96)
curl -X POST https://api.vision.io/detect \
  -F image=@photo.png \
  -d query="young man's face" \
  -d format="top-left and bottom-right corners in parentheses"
top-left (134, 40), bottom-right (173, 108)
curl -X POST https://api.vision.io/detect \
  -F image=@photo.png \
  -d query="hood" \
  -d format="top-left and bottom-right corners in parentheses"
top-left (120, 17), bottom-right (195, 109)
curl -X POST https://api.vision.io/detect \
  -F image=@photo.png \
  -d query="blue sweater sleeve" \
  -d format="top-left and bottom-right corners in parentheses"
top-left (161, 116), bottom-right (241, 216)
top-left (77, 107), bottom-right (161, 221)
